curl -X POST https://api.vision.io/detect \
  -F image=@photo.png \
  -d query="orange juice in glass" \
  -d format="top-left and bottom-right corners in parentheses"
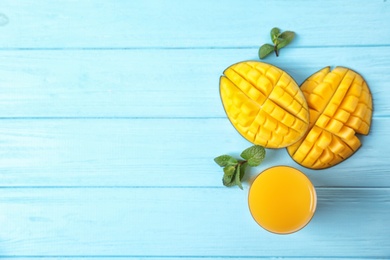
top-left (248, 166), bottom-right (316, 234)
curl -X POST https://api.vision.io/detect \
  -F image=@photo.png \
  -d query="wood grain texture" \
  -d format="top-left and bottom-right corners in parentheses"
top-left (0, 47), bottom-right (387, 118)
top-left (0, 117), bottom-right (385, 187)
top-left (0, 188), bottom-right (389, 257)
top-left (0, 259), bottom-right (378, 260)
top-left (0, 0), bottom-right (389, 259)
top-left (0, 0), bottom-right (389, 48)
top-left (0, 259), bottom-right (379, 260)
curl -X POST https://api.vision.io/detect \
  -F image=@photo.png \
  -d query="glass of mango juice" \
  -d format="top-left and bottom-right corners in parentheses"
top-left (248, 166), bottom-right (317, 234)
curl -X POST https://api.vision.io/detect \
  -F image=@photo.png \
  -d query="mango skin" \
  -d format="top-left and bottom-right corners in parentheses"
top-left (219, 61), bottom-right (309, 148)
top-left (287, 66), bottom-right (373, 169)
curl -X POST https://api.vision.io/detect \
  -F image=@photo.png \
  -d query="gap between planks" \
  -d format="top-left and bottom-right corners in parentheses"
top-left (0, 44), bottom-right (389, 51)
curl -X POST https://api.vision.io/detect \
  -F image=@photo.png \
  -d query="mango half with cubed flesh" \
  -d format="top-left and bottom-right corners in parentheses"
top-left (219, 61), bottom-right (309, 148)
top-left (287, 67), bottom-right (373, 169)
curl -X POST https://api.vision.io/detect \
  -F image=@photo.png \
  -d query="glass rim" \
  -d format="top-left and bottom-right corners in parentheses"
top-left (248, 165), bottom-right (317, 235)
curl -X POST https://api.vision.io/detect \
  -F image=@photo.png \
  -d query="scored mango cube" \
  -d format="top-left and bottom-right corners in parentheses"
top-left (287, 66), bottom-right (373, 169)
top-left (219, 61), bottom-right (309, 148)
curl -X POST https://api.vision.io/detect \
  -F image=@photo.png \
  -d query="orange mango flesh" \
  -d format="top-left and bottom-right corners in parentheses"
top-left (287, 67), bottom-right (373, 169)
top-left (248, 166), bottom-right (317, 234)
top-left (220, 61), bottom-right (309, 148)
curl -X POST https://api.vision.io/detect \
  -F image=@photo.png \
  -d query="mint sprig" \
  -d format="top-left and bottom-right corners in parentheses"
top-left (259, 27), bottom-right (295, 59)
top-left (214, 145), bottom-right (266, 189)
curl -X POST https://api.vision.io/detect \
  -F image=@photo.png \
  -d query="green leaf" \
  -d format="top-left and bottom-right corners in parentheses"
top-left (234, 164), bottom-right (243, 189)
top-left (270, 27), bottom-right (281, 43)
top-left (240, 145), bottom-right (266, 167)
top-left (214, 155), bottom-right (238, 167)
top-left (239, 161), bottom-right (248, 180)
top-left (277, 31), bottom-right (295, 50)
top-left (259, 44), bottom-right (275, 59)
top-left (222, 166), bottom-right (236, 186)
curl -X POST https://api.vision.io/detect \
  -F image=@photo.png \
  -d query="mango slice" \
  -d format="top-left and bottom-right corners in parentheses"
top-left (220, 61), bottom-right (309, 148)
top-left (287, 66), bottom-right (373, 169)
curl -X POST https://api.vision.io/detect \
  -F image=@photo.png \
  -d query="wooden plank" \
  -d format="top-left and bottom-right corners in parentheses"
top-left (0, 117), bottom-right (386, 187)
top-left (0, 258), bottom-right (379, 260)
top-left (0, 259), bottom-right (375, 260)
top-left (0, 0), bottom-right (389, 48)
top-left (0, 47), bottom-right (387, 118)
top-left (0, 259), bottom-right (377, 260)
top-left (0, 187), bottom-right (388, 257)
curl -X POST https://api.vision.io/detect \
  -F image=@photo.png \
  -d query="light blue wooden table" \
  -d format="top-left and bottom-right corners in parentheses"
top-left (0, 0), bottom-right (389, 259)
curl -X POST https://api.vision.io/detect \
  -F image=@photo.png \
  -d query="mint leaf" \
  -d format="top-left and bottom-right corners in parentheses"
top-left (270, 27), bottom-right (281, 43)
top-left (259, 44), bottom-right (274, 59)
top-left (260, 28), bottom-right (295, 58)
top-left (223, 165), bottom-right (236, 186)
top-left (214, 145), bottom-right (266, 189)
top-left (234, 164), bottom-right (243, 190)
top-left (240, 145), bottom-right (266, 167)
top-left (277, 31), bottom-right (295, 50)
top-left (214, 155), bottom-right (238, 167)
top-left (239, 161), bottom-right (248, 180)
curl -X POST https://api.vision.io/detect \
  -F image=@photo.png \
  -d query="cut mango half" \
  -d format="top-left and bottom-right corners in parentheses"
top-left (287, 66), bottom-right (373, 169)
top-left (220, 61), bottom-right (309, 148)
